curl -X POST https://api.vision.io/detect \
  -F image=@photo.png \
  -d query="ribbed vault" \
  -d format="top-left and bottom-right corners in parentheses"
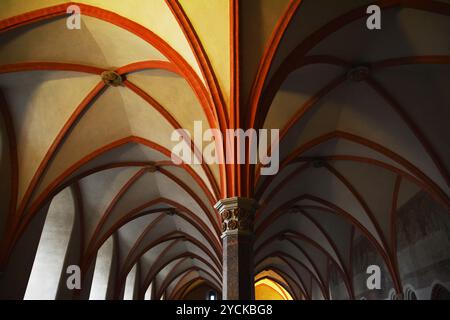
top-left (0, 0), bottom-right (449, 300)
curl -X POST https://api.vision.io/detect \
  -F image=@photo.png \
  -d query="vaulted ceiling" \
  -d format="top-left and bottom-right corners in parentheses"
top-left (0, 0), bottom-right (449, 299)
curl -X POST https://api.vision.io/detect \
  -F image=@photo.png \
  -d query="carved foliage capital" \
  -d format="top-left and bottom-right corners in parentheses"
top-left (221, 207), bottom-right (254, 234)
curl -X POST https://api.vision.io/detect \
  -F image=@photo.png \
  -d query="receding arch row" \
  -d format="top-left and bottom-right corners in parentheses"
top-left (153, 263), bottom-right (221, 300)
top-left (254, 274), bottom-right (298, 300)
top-left (107, 230), bottom-right (221, 300)
top-left (257, 54), bottom-right (450, 138)
top-left (0, 60), bottom-right (222, 213)
top-left (257, 250), bottom-right (329, 299)
top-left (0, 1), bottom-right (220, 131)
top-left (169, 272), bottom-right (222, 300)
top-left (116, 231), bottom-right (220, 300)
top-left (169, 276), bottom-right (220, 300)
top-left (255, 262), bottom-right (309, 300)
top-left (139, 248), bottom-right (221, 297)
top-left (79, 166), bottom-right (219, 263)
top-left (256, 194), bottom-right (402, 294)
top-left (1, 136), bottom-right (223, 268)
top-left (254, 0), bottom-right (450, 129)
top-left (0, 3), bottom-right (233, 260)
top-left (257, 160), bottom-right (399, 278)
top-left (21, 192), bottom-right (222, 300)
top-left (249, 1), bottom-right (450, 199)
top-left (0, 1), bottom-right (228, 198)
top-left (70, 166), bottom-right (221, 263)
top-left (255, 156), bottom-right (447, 282)
top-left (260, 54), bottom-right (450, 162)
top-left (162, 268), bottom-right (222, 300)
top-left (155, 258), bottom-right (220, 299)
top-left (81, 198), bottom-right (222, 274)
top-left (115, 232), bottom-right (222, 295)
top-left (255, 228), bottom-right (354, 298)
top-left (255, 131), bottom-right (450, 212)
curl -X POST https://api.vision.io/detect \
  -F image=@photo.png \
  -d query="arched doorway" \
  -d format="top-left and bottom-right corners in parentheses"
top-left (431, 284), bottom-right (450, 300)
top-left (254, 270), bottom-right (294, 300)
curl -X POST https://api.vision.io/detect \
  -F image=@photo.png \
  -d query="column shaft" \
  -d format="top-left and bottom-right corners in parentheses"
top-left (215, 197), bottom-right (258, 300)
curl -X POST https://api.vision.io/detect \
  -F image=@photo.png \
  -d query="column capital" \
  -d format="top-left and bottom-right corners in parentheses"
top-left (216, 197), bottom-right (258, 300)
top-left (214, 197), bottom-right (259, 237)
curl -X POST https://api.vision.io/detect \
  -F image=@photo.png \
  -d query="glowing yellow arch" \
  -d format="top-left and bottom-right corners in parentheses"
top-left (255, 278), bottom-right (293, 300)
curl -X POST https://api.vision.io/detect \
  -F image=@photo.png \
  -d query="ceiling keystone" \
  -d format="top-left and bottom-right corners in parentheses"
top-left (101, 70), bottom-right (123, 87)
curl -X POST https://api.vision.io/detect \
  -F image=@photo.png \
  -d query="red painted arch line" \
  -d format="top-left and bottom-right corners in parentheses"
top-left (0, 2), bottom-right (220, 131)
top-left (256, 194), bottom-right (403, 294)
top-left (247, 1), bottom-right (450, 200)
top-left (115, 238), bottom-right (221, 299)
top-left (145, 254), bottom-right (221, 300)
top-left (163, 268), bottom-right (221, 300)
top-left (79, 166), bottom-right (220, 264)
top-left (250, 1), bottom-right (450, 195)
top-left (251, 0), bottom-right (450, 129)
top-left (255, 131), bottom-right (450, 214)
top-left (170, 272), bottom-right (221, 300)
top-left (165, 0), bottom-right (228, 129)
top-left (0, 137), bottom-right (223, 267)
top-left (243, 0), bottom-right (303, 196)
top-left (255, 225), bottom-right (353, 298)
top-left (0, 60), bottom-right (222, 213)
top-left (257, 155), bottom-right (446, 211)
top-left (0, 1), bottom-right (226, 197)
top-left (162, 269), bottom-right (222, 300)
top-left (155, 261), bottom-right (221, 299)
top-left (258, 251), bottom-right (329, 299)
top-left (117, 230), bottom-right (221, 289)
top-left (81, 197), bottom-right (223, 273)
top-left (254, 54), bottom-right (450, 190)
top-left (0, 1), bottom-right (230, 247)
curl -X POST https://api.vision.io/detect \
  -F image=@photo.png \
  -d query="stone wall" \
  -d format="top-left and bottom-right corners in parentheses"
top-left (396, 191), bottom-right (450, 299)
top-left (330, 191), bottom-right (450, 300)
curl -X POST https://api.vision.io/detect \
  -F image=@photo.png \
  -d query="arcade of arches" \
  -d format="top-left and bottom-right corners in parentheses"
top-left (0, 0), bottom-right (450, 300)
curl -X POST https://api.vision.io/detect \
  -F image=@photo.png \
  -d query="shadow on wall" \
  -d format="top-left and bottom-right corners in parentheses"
top-left (431, 283), bottom-right (450, 300)
top-left (182, 283), bottom-right (218, 300)
top-left (330, 191), bottom-right (450, 300)
top-left (397, 191), bottom-right (450, 300)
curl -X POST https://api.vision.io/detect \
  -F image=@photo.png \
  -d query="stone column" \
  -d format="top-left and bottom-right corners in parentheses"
top-left (214, 197), bottom-right (258, 300)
